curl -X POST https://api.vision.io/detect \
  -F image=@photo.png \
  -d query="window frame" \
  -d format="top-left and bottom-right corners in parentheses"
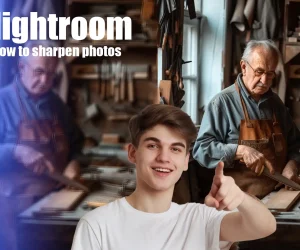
top-left (181, 10), bottom-right (202, 123)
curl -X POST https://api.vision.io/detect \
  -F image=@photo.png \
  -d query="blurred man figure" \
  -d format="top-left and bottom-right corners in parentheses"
top-left (0, 40), bottom-right (84, 250)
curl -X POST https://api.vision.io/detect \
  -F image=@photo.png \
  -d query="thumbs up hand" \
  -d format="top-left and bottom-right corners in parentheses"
top-left (205, 162), bottom-right (245, 211)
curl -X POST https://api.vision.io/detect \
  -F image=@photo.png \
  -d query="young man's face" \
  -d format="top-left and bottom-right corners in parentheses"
top-left (128, 124), bottom-right (189, 193)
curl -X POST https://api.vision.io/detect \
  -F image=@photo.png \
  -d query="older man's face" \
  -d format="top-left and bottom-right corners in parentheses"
top-left (240, 49), bottom-right (277, 98)
top-left (19, 56), bottom-right (58, 97)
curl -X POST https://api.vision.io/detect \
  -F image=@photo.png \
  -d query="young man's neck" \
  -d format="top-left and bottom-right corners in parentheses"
top-left (126, 186), bottom-right (174, 213)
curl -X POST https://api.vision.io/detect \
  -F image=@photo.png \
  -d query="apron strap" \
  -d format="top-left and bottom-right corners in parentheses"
top-left (272, 107), bottom-right (279, 126)
top-left (234, 81), bottom-right (253, 128)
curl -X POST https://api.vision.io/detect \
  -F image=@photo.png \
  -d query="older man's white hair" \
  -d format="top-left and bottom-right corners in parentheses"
top-left (19, 40), bottom-right (59, 62)
top-left (241, 40), bottom-right (280, 65)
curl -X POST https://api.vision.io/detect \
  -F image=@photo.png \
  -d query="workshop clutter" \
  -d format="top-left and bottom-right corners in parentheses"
top-left (81, 143), bottom-right (136, 197)
top-left (155, 0), bottom-right (196, 107)
top-left (81, 166), bottom-right (136, 197)
top-left (71, 62), bottom-right (152, 104)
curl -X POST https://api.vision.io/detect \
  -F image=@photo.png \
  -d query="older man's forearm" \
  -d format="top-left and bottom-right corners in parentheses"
top-left (193, 141), bottom-right (237, 168)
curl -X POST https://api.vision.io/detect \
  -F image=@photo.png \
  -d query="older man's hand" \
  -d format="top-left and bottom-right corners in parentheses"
top-left (14, 145), bottom-right (55, 174)
top-left (205, 162), bottom-right (245, 211)
top-left (279, 160), bottom-right (300, 190)
top-left (63, 160), bottom-right (81, 180)
top-left (236, 145), bottom-right (275, 175)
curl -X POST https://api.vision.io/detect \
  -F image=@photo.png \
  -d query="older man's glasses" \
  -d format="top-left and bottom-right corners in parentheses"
top-left (25, 62), bottom-right (56, 78)
top-left (246, 61), bottom-right (276, 79)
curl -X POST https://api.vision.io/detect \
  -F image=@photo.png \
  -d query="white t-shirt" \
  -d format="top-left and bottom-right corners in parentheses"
top-left (71, 198), bottom-right (232, 250)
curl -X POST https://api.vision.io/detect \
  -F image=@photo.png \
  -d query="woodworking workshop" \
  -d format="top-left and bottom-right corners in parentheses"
top-left (0, 0), bottom-right (300, 250)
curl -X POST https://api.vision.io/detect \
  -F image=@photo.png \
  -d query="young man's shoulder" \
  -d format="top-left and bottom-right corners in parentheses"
top-left (81, 198), bottom-right (123, 224)
top-left (179, 202), bottom-right (225, 219)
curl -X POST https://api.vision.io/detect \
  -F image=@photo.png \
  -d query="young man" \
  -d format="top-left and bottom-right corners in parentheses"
top-left (71, 104), bottom-right (276, 250)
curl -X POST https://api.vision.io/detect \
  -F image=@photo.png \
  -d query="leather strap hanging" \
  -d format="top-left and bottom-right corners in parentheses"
top-left (234, 81), bottom-right (278, 128)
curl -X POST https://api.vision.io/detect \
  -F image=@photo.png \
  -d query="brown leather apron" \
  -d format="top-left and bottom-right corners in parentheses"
top-left (0, 85), bottom-right (70, 250)
top-left (224, 82), bottom-right (287, 198)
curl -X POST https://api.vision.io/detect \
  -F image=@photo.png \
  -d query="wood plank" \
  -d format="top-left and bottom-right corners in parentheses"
top-left (284, 45), bottom-right (300, 63)
top-left (40, 189), bottom-right (86, 211)
top-left (159, 80), bottom-right (173, 105)
top-left (266, 189), bottom-right (300, 211)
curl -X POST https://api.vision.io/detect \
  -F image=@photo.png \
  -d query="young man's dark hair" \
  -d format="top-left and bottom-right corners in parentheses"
top-left (129, 104), bottom-right (197, 152)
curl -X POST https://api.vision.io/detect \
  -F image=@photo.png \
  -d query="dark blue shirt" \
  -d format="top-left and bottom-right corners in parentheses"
top-left (0, 78), bottom-right (84, 171)
top-left (193, 74), bottom-right (300, 169)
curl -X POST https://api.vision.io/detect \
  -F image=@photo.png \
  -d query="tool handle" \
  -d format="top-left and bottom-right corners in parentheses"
top-left (257, 165), bottom-right (265, 176)
top-left (86, 201), bottom-right (107, 208)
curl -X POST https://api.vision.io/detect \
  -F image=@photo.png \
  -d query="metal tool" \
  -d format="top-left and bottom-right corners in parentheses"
top-left (270, 211), bottom-right (297, 216)
top-left (262, 167), bottom-right (300, 191)
top-left (46, 172), bottom-right (90, 193)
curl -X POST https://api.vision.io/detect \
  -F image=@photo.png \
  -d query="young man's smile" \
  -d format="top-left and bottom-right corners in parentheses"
top-left (151, 166), bottom-right (174, 177)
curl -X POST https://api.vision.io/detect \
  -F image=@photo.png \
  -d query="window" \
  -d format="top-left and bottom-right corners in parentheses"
top-left (184, 0), bottom-right (202, 14)
top-left (181, 10), bottom-right (201, 123)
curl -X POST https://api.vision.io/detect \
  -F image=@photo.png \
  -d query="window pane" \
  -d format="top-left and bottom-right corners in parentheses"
top-left (182, 24), bottom-right (190, 74)
top-left (182, 24), bottom-right (198, 77)
top-left (194, 0), bottom-right (202, 13)
top-left (184, 0), bottom-right (201, 13)
top-left (182, 79), bottom-right (198, 123)
top-left (182, 16), bottom-right (200, 123)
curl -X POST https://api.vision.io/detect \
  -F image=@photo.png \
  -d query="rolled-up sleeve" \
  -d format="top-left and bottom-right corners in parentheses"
top-left (71, 219), bottom-right (101, 250)
top-left (193, 98), bottom-right (238, 169)
top-left (203, 206), bottom-right (232, 250)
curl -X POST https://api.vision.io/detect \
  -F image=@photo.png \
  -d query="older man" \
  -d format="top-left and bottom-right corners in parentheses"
top-left (0, 41), bottom-right (84, 250)
top-left (193, 40), bottom-right (300, 198)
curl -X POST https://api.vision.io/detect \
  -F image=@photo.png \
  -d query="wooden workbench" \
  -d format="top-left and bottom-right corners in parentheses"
top-left (17, 188), bottom-right (122, 250)
top-left (17, 190), bottom-right (300, 250)
top-left (239, 191), bottom-right (300, 250)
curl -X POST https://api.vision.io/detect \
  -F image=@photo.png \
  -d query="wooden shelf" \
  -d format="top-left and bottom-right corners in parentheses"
top-left (69, 0), bottom-right (141, 4)
top-left (287, 0), bottom-right (300, 3)
top-left (285, 42), bottom-right (300, 46)
top-left (284, 44), bottom-right (300, 63)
